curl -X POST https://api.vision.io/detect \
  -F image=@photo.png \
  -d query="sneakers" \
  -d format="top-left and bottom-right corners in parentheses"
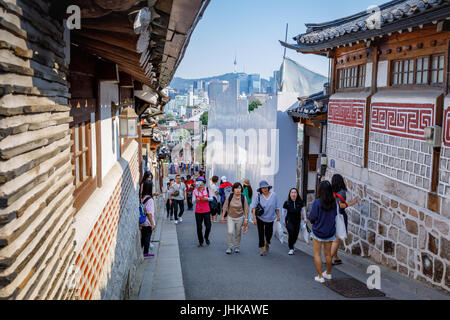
top-left (205, 239), bottom-right (210, 246)
top-left (322, 272), bottom-right (332, 280)
top-left (314, 276), bottom-right (325, 283)
top-left (179, 217), bottom-right (183, 223)
top-left (226, 248), bottom-right (232, 254)
top-left (198, 243), bottom-right (203, 248)
top-left (234, 247), bottom-right (240, 254)
top-left (288, 249), bottom-right (294, 255)
top-left (144, 253), bottom-right (154, 259)
top-left (174, 220), bottom-right (178, 225)
top-left (149, 243), bottom-right (154, 249)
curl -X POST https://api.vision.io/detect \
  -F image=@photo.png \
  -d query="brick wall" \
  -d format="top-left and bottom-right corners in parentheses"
top-left (73, 145), bottom-right (140, 300)
top-left (369, 132), bottom-right (433, 191)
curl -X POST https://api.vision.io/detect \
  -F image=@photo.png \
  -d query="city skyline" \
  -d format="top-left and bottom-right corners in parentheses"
top-left (174, 0), bottom-right (386, 80)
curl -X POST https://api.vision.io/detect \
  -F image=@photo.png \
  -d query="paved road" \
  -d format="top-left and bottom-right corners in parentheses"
top-left (176, 208), bottom-right (388, 300)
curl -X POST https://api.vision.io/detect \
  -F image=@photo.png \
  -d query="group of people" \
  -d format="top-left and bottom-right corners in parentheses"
top-left (139, 168), bottom-right (359, 284)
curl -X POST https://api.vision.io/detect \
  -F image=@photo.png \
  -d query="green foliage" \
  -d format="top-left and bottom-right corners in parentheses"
top-left (200, 111), bottom-right (208, 126)
top-left (248, 100), bottom-right (262, 113)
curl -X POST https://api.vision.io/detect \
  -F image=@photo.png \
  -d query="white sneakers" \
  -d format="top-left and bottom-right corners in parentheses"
top-left (322, 272), bottom-right (332, 280)
top-left (179, 217), bottom-right (183, 222)
top-left (315, 272), bottom-right (332, 283)
top-left (174, 220), bottom-right (178, 225)
top-left (288, 249), bottom-right (294, 255)
top-left (314, 276), bottom-right (325, 283)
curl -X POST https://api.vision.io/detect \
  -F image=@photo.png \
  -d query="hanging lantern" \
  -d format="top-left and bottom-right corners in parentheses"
top-left (119, 106), bottom-right (138, 137)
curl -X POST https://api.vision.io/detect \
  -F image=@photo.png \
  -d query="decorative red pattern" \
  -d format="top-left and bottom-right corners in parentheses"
top-left (444, 107), bottom-right (450, 147)
top-left (328, 99), bottom-right (365, 128)
top-left (370, 102), bottom-right (434, 140)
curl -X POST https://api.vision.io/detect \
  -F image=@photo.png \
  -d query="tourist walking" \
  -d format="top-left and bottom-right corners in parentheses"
top-left (140, 193), bottom-right (156, 258)
top-left (193, 177), bottom-right (211, 247)
top-left (165, 179), bottom-right (174, 220)
top-left (209, 176), bottom-right (221, 222)
top-left (219, 176), bottom-right (233, 217)
top-left (250, 181), bottom-right (280, 256)
top-left (283, 188), bottom-right (304, 255)
top-left (185, 175), bottom-right (196, 211)
top-left (140, 171), bottom-right (159, 200)
top-left (308, 181), bottom-right (337, 283)
top-left (330, 174), bottom-right (359, 265)
top-left (242, 179), bottom-right (253, 221)
top-left (170, 174), bottom-right (187, 224)
top-left (220, 182), bottom-right (249, 254)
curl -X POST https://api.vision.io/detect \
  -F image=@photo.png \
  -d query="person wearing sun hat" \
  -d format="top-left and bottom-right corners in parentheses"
top-left (250, 180), bottom-right (280, 256)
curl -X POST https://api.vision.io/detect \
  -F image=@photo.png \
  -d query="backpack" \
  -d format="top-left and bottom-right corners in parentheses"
top-left (139, 196), bottom-right (152, 224)
top-left (225, 194), bottom-right (245, 216)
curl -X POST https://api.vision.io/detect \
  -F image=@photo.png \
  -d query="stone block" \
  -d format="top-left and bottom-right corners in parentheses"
top-left (376, 236), bottom-right (383, 251)
top-left (344, 232), bottom-right (353, 246)
top-left (408, 208), bottom-right (418, 219)
top-left (421, 253), bottom-right (433, 278)
top-left (419, 211), bottom-right (424, 221)
top-left (391, 200), bottom-right (398, 209)
top-left (380, 208), bottom-right (392, 225)
top-left (370, 203), bottom-right (379, 220)
top-left (381, 195), bottom-right (391, 207)
top-left (392, 213), bottom-right (403, 228)
top-left (399, 230), bottom-right (412, 247)
top-left (425, 215), bottom-right (433, 228)
top-left (384, 240), bottom-right (395, 256)
top-left (370, 247), bottom-right (383, 263)
top-left (367, 219), bottom-right (377, 231)
top-left (419, 225), bottom-right (427, 249)
top-left (446, 264), bottom-right (450, 288)
top-left (378, 223), bottom-right (387, 236)
top-left (350, 212), bottom-right (360, 225)
top-left (405, 219), bottom-right (418, 235)
top-left (434, 219), bottom-right (449, 236)
top-left (408, 249), bottom-right (415, 269)
top-left (368, 231), bottom-right (376, 245)
top-left (398, 264), bottom-right (409, 276)
top-left (399, 203), bottom-right (409, 214)
top-left (360, 201), bottom-right (369, 217)
top-left (440, 237), bottom-right (449, 261)
top-left (396, 244), bottom-right (408, 264)
top-left (388, 226), bottom-right (398, 241)
top-left (359, 229), bottom-right (367, 240)
top-left (352, 243), bottom-right (362, 256)
top-left (428, 233), bottom-right (439, 255)
top-left (361, 241), bottom-right (369, 257)
top-left (387, 257), bottom-right (398, 270)
top-left (433, 258), bottom-right (444, 283)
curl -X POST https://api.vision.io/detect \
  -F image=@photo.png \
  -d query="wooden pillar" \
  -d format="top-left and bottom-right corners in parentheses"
top-left (95, 81), bottom-right (103, 188)
top-left (364, 45), bottom-right (379, 168)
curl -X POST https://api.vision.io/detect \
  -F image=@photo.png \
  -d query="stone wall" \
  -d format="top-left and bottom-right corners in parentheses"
top-left (327, 123), bottom-right (364, 167)
top-left (368, 132), bottom-right (433, 191)
top-left (72, 141), bottom-right (141, 300)
top-left (0, 0), bottom-right (76, 299)
top-left (329, 170), bottom-right (450, 292)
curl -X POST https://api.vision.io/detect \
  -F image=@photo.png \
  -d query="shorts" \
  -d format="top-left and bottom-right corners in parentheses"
top-left (311, 232), bottom-right (335, 242)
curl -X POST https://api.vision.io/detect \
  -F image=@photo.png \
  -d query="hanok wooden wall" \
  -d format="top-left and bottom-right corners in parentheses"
top-left (0, 1), bottom-right (76, 299)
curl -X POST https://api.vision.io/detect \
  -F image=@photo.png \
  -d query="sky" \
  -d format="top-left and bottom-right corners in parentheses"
top-left (174, 0), bottom-right (386, 80)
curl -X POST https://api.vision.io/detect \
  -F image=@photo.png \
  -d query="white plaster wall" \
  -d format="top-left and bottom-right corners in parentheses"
top-left (365, 62), bottom-right (373, 88)
top-left (377, 60), bottom-right (388, 87)
top-left (100, 82), bottom-right (120, 180)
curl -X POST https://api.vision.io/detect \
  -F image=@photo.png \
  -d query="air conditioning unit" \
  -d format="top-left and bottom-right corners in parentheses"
top-left (424, 126), bottom-right (442, 148)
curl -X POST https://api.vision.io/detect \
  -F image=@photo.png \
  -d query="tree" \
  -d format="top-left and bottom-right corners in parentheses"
top-left (248, 100), bottom-right (262, 113)
top-left (200, 111), bottom-right (208, 126)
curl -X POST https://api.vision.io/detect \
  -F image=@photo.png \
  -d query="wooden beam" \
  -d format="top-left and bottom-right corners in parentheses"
top-left (96, 59), bottom-right (119, 83)
top-left (72, 29), bottom-right (138, 53)
top-left (81, 13), bottom-right (135, 35)
top-left (119, 71), bottom-right (134, 88)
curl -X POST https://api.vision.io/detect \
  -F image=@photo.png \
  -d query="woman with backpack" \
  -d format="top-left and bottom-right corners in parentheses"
top-left (209, 176), bottom-right (221, 222)
top-left (330, 174), bottom-right (359, 265)
top-left (250, 181), bottom-right (280, 256)
top-left (308, 180), bottom-right (337, 283)
top-left (219, 176), bottom-right (233, 218)
top-left (193, 177), bottom-right (212, 247)
top-left (283, 188), bottom-right (305, 256)
top-left (220, 182), bottom-right (249, 254)
top-left (140, 193), bottom-right (156, 258)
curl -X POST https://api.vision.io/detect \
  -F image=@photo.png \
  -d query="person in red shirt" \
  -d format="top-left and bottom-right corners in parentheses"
top-left (185, 175), bottom-right (196, 210)
top-left (219, 176), bottom-right (233, 218)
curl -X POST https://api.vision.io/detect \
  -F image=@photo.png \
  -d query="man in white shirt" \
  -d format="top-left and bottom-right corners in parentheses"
top-left (169, 174), bottom-right (187, 224)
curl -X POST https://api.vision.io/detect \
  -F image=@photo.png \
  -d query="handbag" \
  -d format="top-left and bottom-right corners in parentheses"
top-left (335, 204), bottom-right (347, 240)
top-left (254, 193), bottom-right (264, 217)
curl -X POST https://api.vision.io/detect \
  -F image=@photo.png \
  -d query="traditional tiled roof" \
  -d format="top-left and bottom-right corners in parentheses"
top-left (281, 0), bottom-right (450, 53)
top-left (287, 90), bottom-right (329, 119)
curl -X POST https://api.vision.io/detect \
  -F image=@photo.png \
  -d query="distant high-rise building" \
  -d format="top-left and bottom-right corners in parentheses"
top-left (237, 73), bottom-right (248, 95)
top-left (273, 70), bottom-right (281, 94)
top-left (248, 74), bottom-right (261, 94)
top-left (194, 80), bottom-right (205, 91)
top-left (208, 81), bottom-right (229, 102)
